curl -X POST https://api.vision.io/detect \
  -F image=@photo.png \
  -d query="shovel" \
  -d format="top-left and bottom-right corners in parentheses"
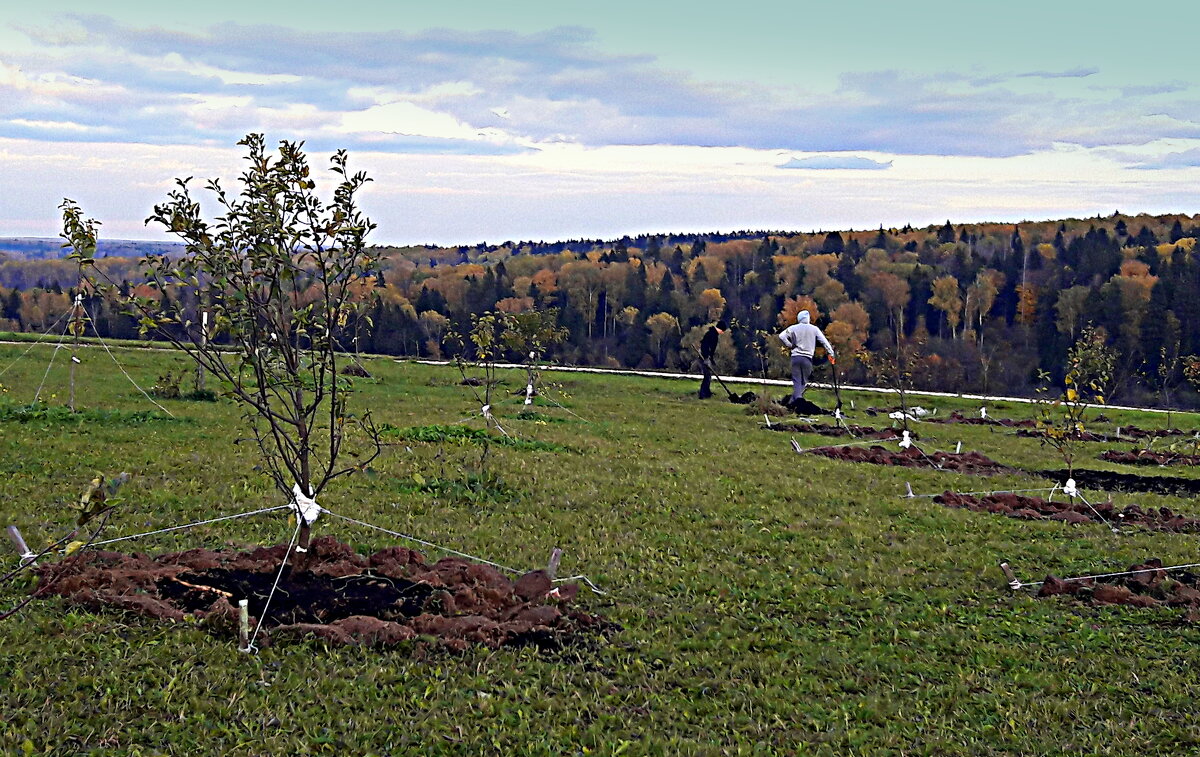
top-left (696, 350), bottom-right (755, 404)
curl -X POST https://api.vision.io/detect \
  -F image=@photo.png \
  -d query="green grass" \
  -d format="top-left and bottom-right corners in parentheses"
top-left (3, 340), bottom-right (1200, 754)
top-left (384, 423), bottom-right (570, 452)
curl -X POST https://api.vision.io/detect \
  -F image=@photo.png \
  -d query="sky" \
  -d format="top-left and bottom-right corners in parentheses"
top-left (2, 0), bottom-right (1199, 245)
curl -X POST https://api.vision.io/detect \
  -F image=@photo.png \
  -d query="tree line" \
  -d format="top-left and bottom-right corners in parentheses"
top-left (2, 212), bottom-right (1199, 406)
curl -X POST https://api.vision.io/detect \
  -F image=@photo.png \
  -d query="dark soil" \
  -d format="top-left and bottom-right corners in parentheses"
top-left (1100, 449), bottom-right (1200, 467)
top-left (931, 411), bottom-right (1036, 428)
top-left (1017, 425), bottom-right (1189, 442)
top-left (340, 363), bottom-right (372, 378)
top-left (1035, 468), bottom-right (1200, 497)
top-left (935, 491), bottom-right (1200, 531)
top-left (1036, 558), bottom-right (1200, 620)
top-left (784, 397), bottom-right (828, 415)
top-left (763, 421), bottom-right (902, 440)
top-left (807, 445), bottom-right (1013, 474)
top-left (33, 536), bottom-right (610, 651)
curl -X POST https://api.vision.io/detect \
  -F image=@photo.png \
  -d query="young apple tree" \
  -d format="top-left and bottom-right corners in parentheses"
top-left (62, 134), bottom-right (383, 551)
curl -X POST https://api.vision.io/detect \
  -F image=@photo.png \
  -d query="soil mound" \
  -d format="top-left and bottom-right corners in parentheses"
top-left (763, 421), bottom-right (901, 440)
top-left (32, 536), bottom-right (609, 651)
top-left (807, 445), bottom-right (1012, 474)
top-left (933, 411), bottom-right (1036, 428)
top-left (1018, 425), bottom-right (1188, 442)
top-left (1035, 469), bottom-right (1200, 497)
top-left (1100, 449), bottom-right (1200, 467)
top-left (935, 491), bottom-right (1200, 531)
top-left (1036, 559), bottom-right (1200, 620)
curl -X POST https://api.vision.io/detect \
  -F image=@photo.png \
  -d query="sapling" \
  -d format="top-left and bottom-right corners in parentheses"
top-left (1034, 326), bottom-right (1115, 477)
top-left (859, 335), bottom-right (926, 436)
top-left (499, 308), bottom-right (567, 407)
top-left (62, 135), bottom-right (383, 551)
top-left (1, 473), bottom-right (130, 621)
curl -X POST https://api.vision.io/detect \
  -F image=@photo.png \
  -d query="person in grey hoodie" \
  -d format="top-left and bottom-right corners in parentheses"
top-left (777, 310), bottom-right (835, 405)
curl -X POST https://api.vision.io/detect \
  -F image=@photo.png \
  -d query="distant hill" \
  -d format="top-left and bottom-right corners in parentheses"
top-left (0, 237), bottom-right (185, 260)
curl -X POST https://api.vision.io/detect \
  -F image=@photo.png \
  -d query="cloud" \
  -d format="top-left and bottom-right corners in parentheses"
top-left (1120, 147), bottom-right (1200, 170)
top-left (3, 14), bottom-right (1200, 160)
top-left (1015, 67), bottom-right (1099, 79)
top-left (779, 155), bottom-right (892, 170)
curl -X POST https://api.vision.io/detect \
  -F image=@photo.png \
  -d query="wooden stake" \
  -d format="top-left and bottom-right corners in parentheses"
top-left (68, 294), bottom-right (84, 412)
top-left (546, 547), bottom-right (563, 581)
top-left (238, 599), bottom-right (251, 652)
top-left (196, 311), bottom-right (208, 394)
top-left (998, 561), bottom-right (1020, 590)
top-left (6, 526), bottom-right (35, 565)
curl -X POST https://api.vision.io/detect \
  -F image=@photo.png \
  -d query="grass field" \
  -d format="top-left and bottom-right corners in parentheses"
top-left (3, 340), bottom-right (1200, 755)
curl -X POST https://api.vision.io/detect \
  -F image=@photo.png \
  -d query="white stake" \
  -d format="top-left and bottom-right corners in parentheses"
top-left (547, 547), bottom-right (563, 581)
top-left (6, 525), bottom-right (36, 565)
top-left (955, 441), bottom-right (962, 454)
top-left (904, 482), bottom-right (914, 498)
top-left (237, 599), bottom-right (251, 652)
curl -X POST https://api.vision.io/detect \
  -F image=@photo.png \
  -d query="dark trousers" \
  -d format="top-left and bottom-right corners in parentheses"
top-left (790, 354), bottom-right (813, 400)
top-left (699, 357), bottom-right (714, 398)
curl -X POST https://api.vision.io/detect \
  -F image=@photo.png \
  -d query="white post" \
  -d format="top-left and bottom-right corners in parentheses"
top-left (196, 311), bottom-right (208, 394)
top-left (238, 599), bottom-right (251, 652)
top-left (546, 548), bottom-right (563, 581)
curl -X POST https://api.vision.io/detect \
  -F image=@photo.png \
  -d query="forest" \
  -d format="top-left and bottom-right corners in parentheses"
top-left (2, 211), bottom-right (1199, 406)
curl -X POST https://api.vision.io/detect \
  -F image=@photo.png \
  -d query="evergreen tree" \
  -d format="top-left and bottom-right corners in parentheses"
top-left (937, 220), bottom-right (955, 244)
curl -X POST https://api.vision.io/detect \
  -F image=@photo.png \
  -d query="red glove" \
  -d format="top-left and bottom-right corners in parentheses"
top-left (828, 356), bottom-right (836, 365)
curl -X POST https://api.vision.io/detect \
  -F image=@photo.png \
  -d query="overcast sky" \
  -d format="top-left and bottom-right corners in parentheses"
top-left (2, 1), bottom-right (1198, 244)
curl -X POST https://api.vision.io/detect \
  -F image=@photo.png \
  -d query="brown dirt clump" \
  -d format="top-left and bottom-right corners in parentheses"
top-left (934, 492), bottom-right (1200, 532)
top-left (1018, 425), bottom-right (1188, 442)
top-left (1035, 559), bottom-right (1200, 618)
top-left (764, 421), bottom-right (902, 440)
top-left (932, 411), bottom-right (1036, 428)
top-left (32, 536), bottom-right (610, 651)
top-left (1100, 449), bottom-right (1200, 467)
top-left (807, 445), bottom-right (1012, 475)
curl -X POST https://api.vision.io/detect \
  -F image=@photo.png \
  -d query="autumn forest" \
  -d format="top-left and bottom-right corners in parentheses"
top-left (2, 211), bottom-right (1198, 406)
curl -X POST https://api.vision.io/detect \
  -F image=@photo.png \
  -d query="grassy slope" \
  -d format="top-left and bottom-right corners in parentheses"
top-left (2, 343), bottom-right (1200, 755)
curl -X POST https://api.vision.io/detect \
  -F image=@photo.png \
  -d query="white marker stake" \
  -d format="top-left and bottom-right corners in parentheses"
top-left (904, 482), bottom-right (914, 498)
top-left (238, 599), bottom-right (251, 652)
top-left (547, 548), bottom-right (563, 581)
top-left (955, 441), bottom-right (962, 454)
top-left (790, 438), bottom-right (803, 454)
top-left (980, 407), bottom-right (988, 419)
top-left (6, 526), bottom-right (36, 565)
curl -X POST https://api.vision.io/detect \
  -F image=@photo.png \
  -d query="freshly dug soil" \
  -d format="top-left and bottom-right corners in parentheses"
top-left (1017, 425), bottom-right (1189, 442)
top-left (1036, 559), bottom-right (1200, 620)
top-left (807, 445), bottom-right (1013, 474)
top-left (1100, 449), bottom-right (1200, 467)
top-left (932, 411), bottom-right (1036, 428)
top-left (33, 536), bottom-right (609, 651)
top-left (935, 491), bottom-right (1200, 531)
top-left (763, 421), bottom-right (902, 440)
top-left (1035, 469), bottom-right (1200, 497)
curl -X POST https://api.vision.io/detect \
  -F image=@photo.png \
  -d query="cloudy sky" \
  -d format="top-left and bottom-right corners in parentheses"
top-left (2, 0), bottom-right (1198, 244)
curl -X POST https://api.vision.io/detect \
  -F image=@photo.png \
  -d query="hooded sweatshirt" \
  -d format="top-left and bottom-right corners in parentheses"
top-left (778, 310), bottom-right (835, 359)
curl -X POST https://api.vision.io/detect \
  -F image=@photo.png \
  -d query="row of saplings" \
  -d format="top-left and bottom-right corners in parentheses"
top-left (764, 327), bottom-right (1200, 619)
top-left (2, 136), bottom-right (610, 652)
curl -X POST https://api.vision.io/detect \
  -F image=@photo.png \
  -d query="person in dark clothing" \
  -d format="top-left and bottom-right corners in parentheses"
top-left (698, 320), bottom-right (729, 398)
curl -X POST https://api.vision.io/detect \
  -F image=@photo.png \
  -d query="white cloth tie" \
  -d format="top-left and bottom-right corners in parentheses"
top-left (899, 430), bottom-right (912, 449)
top-left (292, 483), bottom-right (321, 525)
top-left (1063, 478), bottom-right (1078, 498)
